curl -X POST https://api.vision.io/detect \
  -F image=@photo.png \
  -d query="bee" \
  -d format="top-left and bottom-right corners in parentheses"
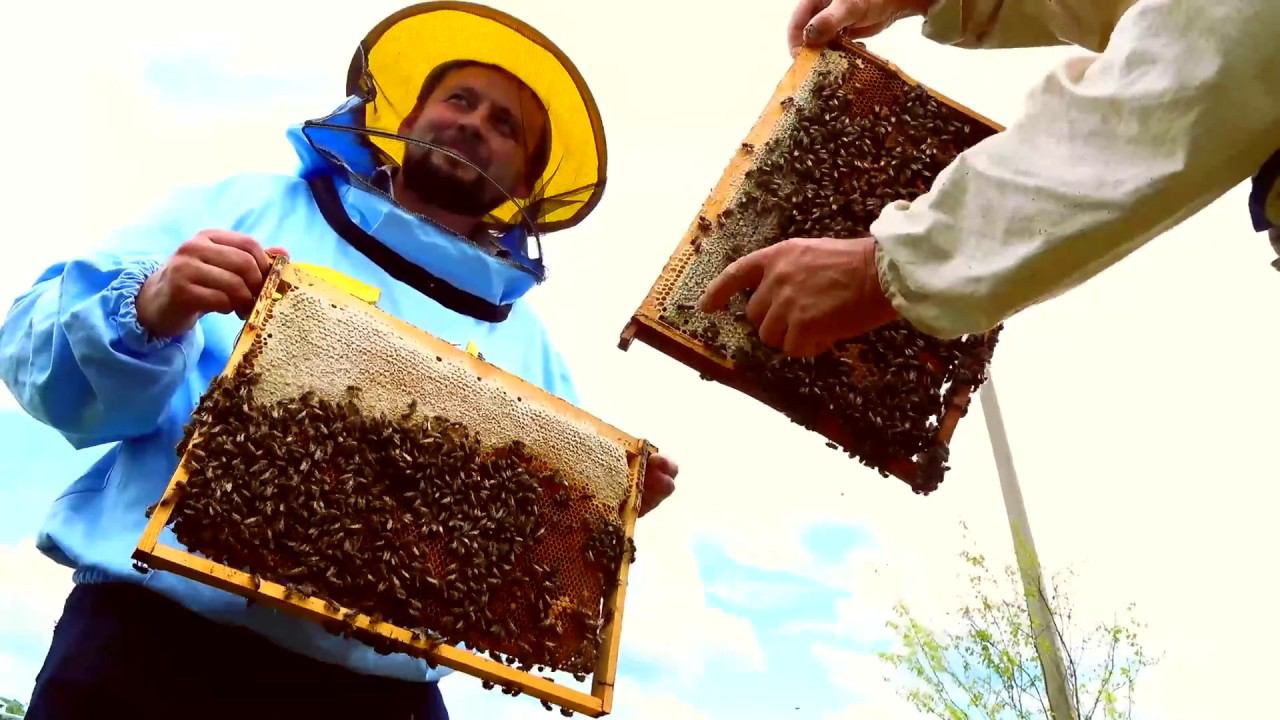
top-left (159, 482), bottom-right (185, 508)
top-left (401, 398), bottom-right (418, 420)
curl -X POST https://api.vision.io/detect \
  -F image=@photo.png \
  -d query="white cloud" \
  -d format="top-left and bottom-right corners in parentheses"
top-left (706, 577), bottom-right (814, 611)
top-left (0, 540), bottom-right (73, 703)
top-left (620, 517), bottom-right (767, 680)
top-left (812, 644), bottom-right (932, 720)
top-left (441, 672), bottom-right (713, 720)
top-left (605, 684), bottom-right (712, 720)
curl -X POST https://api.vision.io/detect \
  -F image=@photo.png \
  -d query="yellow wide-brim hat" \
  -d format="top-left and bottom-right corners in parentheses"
top-left (348, 1), bottom-right (607, 233)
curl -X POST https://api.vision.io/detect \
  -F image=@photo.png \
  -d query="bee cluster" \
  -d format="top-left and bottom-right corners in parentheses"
top-left (157, 345), bottom-right (630, 689)
top-left (660, 51), bottom-right (1001, 493)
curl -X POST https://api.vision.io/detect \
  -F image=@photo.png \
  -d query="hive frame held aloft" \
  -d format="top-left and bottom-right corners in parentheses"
top-left (618, 38), bottom-right (1004, 490)
top-left (133, 257), bottom-right (654, 717)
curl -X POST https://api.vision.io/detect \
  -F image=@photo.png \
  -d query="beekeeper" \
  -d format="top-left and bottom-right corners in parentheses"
top-left (1, 4), bottom-right (676, 718)
top-left (701, 0), bottom-right (1280, 356)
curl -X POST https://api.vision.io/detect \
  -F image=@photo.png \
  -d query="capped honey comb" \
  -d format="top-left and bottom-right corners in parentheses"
top-left (135, 260), bottom-right (651, 717)
top-left (620, 39), bottom-right (1003, 494)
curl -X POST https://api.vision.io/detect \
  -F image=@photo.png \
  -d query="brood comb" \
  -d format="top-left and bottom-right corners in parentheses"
top-left (135, 258), bottom-right (652, 717)
top-left (620, 39), bottom-right (1003, 494)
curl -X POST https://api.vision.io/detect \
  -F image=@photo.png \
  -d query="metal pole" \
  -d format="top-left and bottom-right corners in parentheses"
top-left (979, 376), bottom-right (1078, 720)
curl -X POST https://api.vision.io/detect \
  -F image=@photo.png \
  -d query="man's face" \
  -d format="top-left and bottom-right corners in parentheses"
top-left (399, 64), bottom-right (548, 217)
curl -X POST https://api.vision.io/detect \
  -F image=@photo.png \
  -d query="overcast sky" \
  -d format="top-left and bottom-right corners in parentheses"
top-left (2, 1), bottom-right (1277, 718)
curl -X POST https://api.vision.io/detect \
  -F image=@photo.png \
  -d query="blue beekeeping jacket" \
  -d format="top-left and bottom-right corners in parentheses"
top-left (0, 114), bottom-right (579, 684)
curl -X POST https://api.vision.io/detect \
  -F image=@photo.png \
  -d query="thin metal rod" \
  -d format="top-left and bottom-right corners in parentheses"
top-left (980, 375), bottom-right (1078, 720)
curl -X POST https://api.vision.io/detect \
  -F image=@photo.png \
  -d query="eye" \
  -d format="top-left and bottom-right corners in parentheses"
top-left (493, 117), bottom-right (518, 140)
top-left (446, 92), bottom-right (473, 109)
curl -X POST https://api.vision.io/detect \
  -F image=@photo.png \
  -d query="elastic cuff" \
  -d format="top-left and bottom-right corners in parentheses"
top-left (873, 236), bottom-right (966, 340)
top-left (108, 259), bottom-right (175, 354)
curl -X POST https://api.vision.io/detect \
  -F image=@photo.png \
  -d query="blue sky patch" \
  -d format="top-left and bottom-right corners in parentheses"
top-left (802, 523), bottom-right (874, 565)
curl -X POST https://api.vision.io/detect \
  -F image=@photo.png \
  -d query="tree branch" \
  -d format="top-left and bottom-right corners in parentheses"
top-left (1084, 621), bottom-right (1120, 720)
top-left (904, 612), bottom-right (972, 719)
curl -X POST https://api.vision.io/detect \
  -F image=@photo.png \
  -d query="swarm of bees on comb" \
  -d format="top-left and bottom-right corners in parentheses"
top-left (657, 48), bottom-right (1002, 493)
top-left (144, 287), bottom-right (638, 713)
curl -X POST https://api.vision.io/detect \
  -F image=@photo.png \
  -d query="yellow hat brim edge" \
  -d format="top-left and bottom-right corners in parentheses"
top-left (345, 1), bottom-right (608, 233)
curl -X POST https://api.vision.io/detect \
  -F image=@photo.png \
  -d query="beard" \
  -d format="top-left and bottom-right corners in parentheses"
top-left (400, 139), bottom-right (508, 218)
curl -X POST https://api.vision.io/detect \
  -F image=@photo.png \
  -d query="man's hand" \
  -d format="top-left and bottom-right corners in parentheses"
top-left (639, 454), bottom-right (678, 518)
top-left (136, 230), bottom-right (287, 339)
top-left (699, 236), bottom-right (898, 357)
top-left (788, 0), bottom-right (933, 56)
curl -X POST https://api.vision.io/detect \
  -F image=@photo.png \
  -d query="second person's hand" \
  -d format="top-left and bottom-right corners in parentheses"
top-left (788, 0), bottom-right (933, 56)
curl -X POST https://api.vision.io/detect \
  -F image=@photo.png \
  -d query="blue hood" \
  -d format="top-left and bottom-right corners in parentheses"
top-left (288, 94), bottom-right (548, 286)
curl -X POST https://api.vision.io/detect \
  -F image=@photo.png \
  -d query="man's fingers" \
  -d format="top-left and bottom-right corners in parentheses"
top-left (757, 302), bottom-right (789, 349)
top-left (204, 230), bottom-right (272, 277)
top-left (650, 454), bottom-right (679, 478)
top-left (183, 263), bottom-right (258, 314)
top-left (806, 0), bottom-right (865, 47)
top-left (173, 276), bottom-right (239, 316)
top-left (190, 241), bottom-right (265, 297)
top-left (788, 0), bottom-right (833, 55)
top-left (700, 249), bottom-right (768, 312)
top-left (784, 324), bottom-right (826, 358)
top-left (744, 277), bottom-right (774, 326)
top-left (639, 471), bottom-right (676, 518)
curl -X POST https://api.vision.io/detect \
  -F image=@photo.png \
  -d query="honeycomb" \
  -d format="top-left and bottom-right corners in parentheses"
top-left (625, 41), bottom-right (1002, 494)
top-left (164, 265), bottom-right (639, 678)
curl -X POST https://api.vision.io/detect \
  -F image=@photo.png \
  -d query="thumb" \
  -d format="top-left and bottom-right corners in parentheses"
top-left (805, 0), bottom-right (873, 47)
top-left (265, 246), bottom-right (290, 260)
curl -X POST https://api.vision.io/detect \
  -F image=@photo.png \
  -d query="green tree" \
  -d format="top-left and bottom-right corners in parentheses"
top-left (878, 534), bottom-right (1156, 720)
top-left (0, 696), bottom-right (26, 717)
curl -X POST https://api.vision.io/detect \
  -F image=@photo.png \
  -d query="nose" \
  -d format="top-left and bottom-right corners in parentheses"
top-left (442, 112), bottom-right (487, 154)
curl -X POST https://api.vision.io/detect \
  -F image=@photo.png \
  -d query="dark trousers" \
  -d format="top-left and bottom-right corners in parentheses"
top-left (27, 582), bottom-right (449, 720)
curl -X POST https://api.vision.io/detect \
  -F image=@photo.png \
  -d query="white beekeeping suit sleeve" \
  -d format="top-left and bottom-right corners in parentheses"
top-left (868, 0), bottom-right (1280, 340)
top-left (919, 0), bottom-right (1137, 51)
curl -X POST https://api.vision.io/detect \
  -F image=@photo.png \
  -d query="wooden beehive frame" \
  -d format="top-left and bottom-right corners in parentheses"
top-left (134, 258), bottom-right (652, 717)
top-left (619, 39), bottom-right (1004, 487)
